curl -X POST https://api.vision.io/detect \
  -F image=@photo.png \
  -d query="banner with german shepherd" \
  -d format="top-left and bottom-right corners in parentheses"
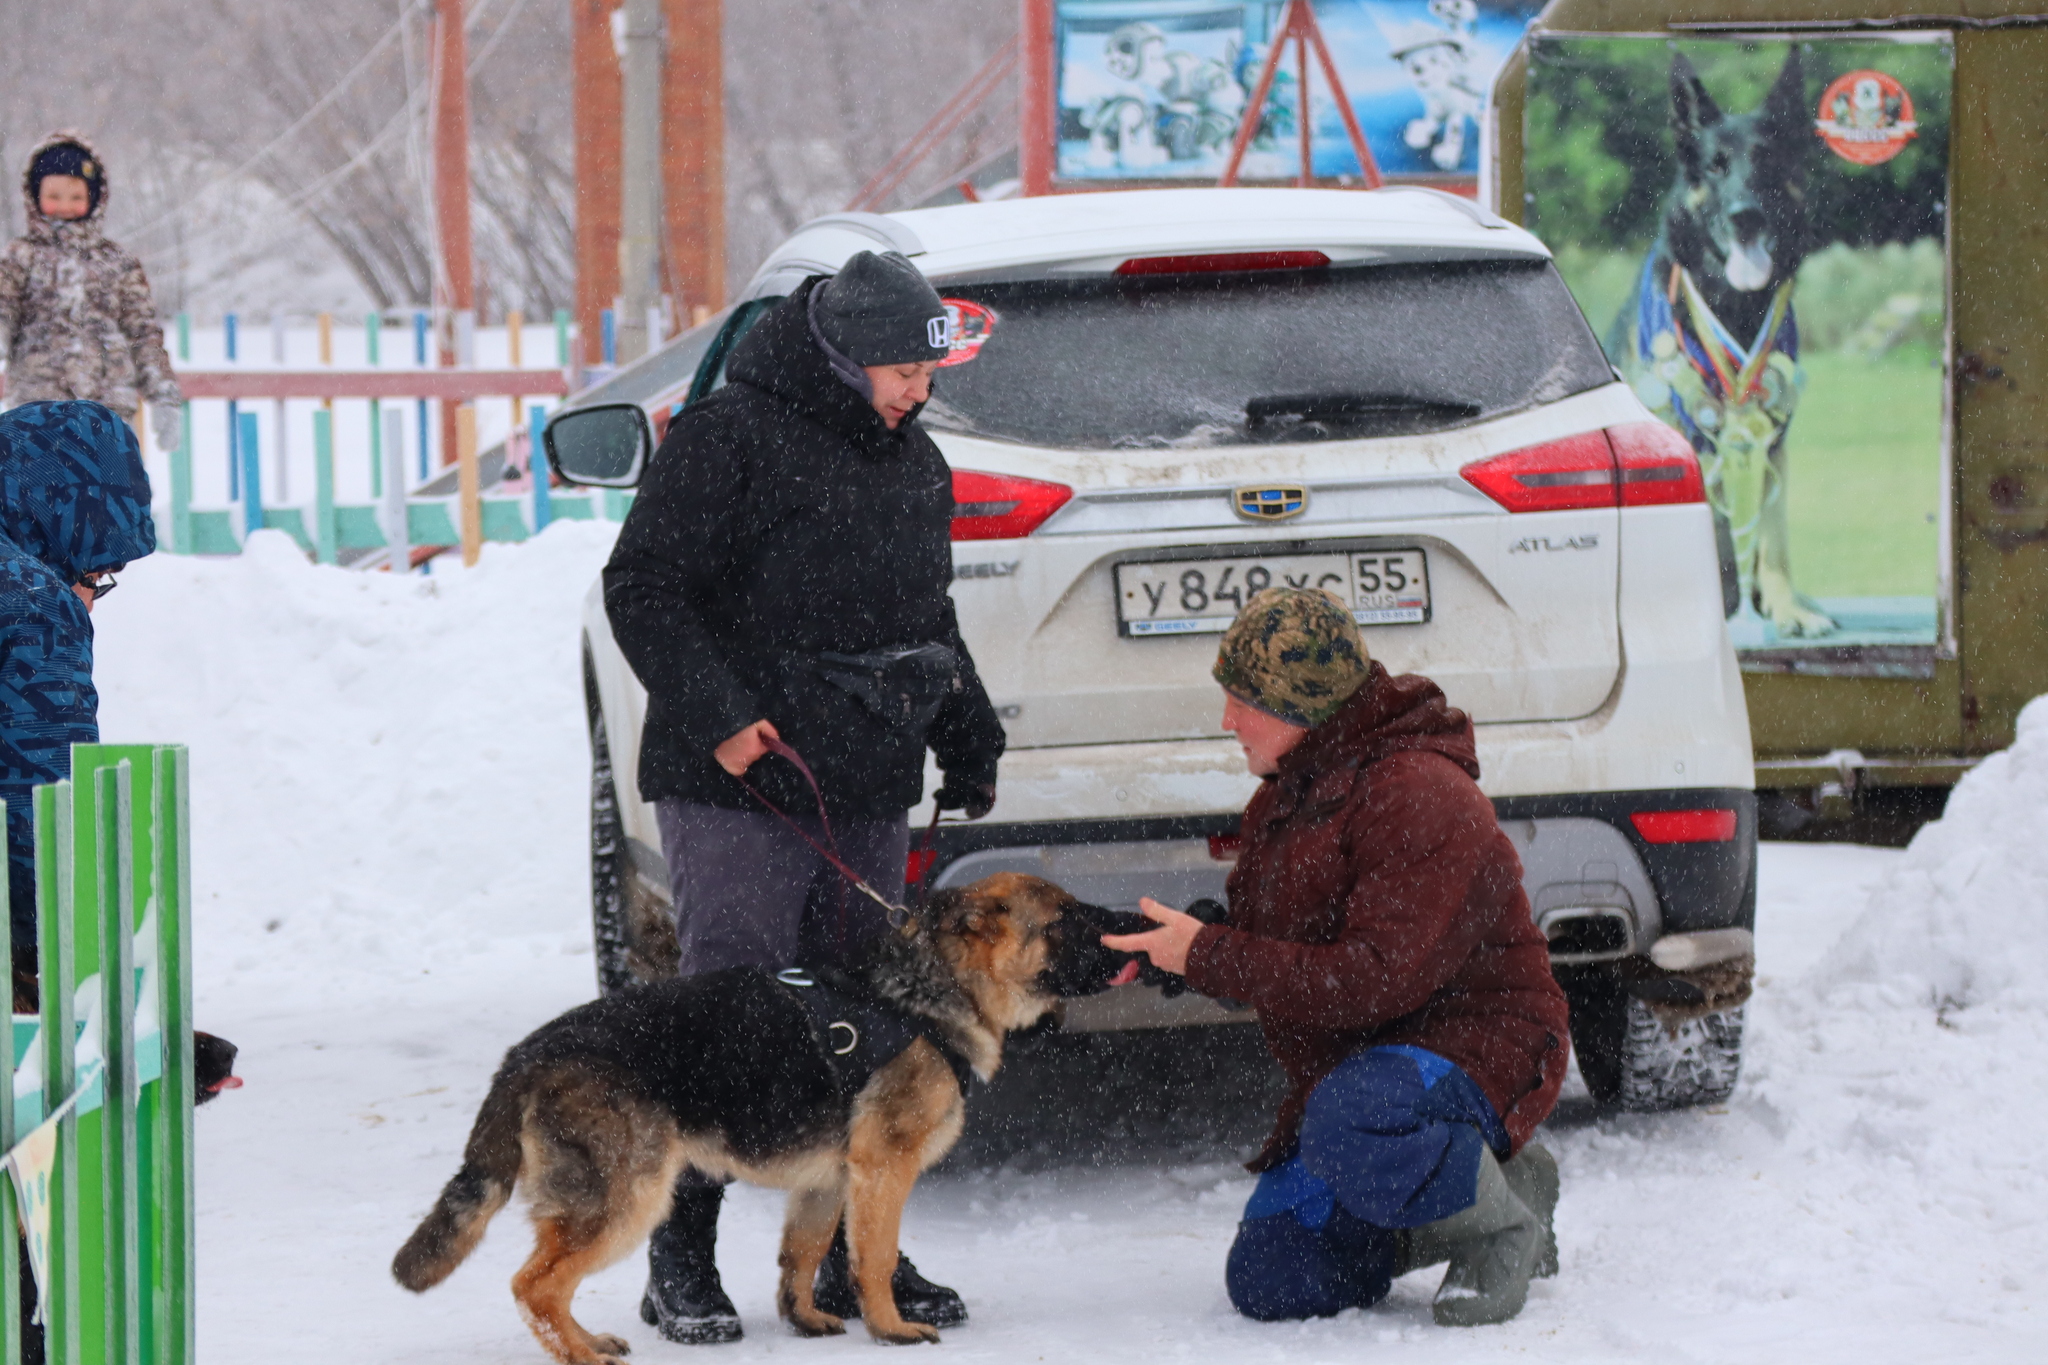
top-left (1525, 34), bottom-right (1952, 672)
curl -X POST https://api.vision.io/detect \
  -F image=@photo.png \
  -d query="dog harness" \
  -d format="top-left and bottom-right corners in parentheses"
top-left (775, 967), bottom-right (977, 1097)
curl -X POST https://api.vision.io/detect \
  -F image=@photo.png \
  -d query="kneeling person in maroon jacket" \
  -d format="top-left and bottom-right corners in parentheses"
top-left (1103, 587), bottom-right (1571, 1326)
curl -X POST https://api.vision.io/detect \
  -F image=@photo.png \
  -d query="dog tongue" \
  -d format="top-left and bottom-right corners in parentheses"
top-left (1725, 240), bottom-right (1773, 292)
top-left (1108, 960), bottom-right (1141, 988)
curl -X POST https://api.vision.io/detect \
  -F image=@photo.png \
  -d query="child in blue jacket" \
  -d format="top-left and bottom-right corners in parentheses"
top-left (0, 399), bottom-right (155, 998)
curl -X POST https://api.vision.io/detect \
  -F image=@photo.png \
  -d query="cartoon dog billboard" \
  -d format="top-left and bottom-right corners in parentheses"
top-left (1524, 35), bottom-right (1951, 666)
top-left (1053, 0), bottom-right (1541, 182)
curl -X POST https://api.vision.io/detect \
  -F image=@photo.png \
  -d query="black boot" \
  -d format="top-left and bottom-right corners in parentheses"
top-left (813, 1225), bottom-right (967, 1328)
top-left (639, 1183), bottom-right (743, 1344)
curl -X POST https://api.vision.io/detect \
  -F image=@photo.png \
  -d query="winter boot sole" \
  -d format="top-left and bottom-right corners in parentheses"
top-left (640, 1289), bottom-right (743, 1344)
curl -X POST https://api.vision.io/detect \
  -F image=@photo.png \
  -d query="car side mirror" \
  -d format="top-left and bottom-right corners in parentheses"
top-left (543, 403), bottom-right (653, 488)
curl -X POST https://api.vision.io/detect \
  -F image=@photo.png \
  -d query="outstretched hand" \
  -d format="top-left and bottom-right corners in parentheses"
top-left (1099, 897), bottom-right (1204, 977)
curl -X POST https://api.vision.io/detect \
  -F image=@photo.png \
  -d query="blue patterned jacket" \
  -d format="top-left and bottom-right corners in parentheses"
top-left (0, 400), bottom-right (155, 942)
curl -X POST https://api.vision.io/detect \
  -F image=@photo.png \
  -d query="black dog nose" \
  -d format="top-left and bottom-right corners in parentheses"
top-left (1043, 899), bottom-right (1232, 999)
top-left (1729, 207), bottom-right (1767, 244)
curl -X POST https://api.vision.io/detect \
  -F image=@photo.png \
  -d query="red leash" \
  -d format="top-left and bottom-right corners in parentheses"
top-left (734, 737), bottom-right (946, 935)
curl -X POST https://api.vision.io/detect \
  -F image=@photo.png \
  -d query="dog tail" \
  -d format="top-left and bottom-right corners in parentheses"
top-left (392, 1067), bottom-right (525, 1292)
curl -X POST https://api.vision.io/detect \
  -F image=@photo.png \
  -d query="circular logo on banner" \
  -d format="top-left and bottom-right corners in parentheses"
top-left (937, 299), bottom-right (998, 368)
top-left (1814, 70), bottom-right (1918, 165)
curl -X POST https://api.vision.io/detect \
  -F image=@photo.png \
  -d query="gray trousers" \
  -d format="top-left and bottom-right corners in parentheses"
top-left (654, 799), bottom-right (909, 977)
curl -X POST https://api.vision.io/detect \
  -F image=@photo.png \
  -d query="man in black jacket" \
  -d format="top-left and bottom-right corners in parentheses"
top-left (604, 251), bottom-right (1006, 1343)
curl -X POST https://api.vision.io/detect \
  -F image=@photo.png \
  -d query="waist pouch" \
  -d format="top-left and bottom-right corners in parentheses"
top-left (814, 642), bottom-right (959, 735)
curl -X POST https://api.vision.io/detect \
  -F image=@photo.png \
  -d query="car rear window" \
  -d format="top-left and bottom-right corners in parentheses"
top-left (920, 258), bottom-right (1613, 449)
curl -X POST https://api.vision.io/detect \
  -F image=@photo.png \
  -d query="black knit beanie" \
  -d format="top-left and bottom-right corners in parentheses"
top-left (29, 142), bottom-right (103, 214)
top-left (813, 251), bottom-right (950, 366)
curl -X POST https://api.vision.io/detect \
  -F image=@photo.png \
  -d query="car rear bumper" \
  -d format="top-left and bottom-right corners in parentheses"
top-left (929, 785), bottom-right (1755, 1033)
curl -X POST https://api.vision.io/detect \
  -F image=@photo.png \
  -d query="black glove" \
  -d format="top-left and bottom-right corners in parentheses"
top-left (933, 778), bottom-right (996, 820)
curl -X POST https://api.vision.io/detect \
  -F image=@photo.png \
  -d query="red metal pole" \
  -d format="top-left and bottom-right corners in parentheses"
top-left (1018, 0), bottom-right (1056, 196)
top-left (1219, 4), bottom-right (1293, 187)
top-left (433, 0), bottom-right (473, 466)
top-left (574, 0), bottom-right (624, 366)
top-left (1296, 30), bottom-right (1312, 187)
top-left (848, 39), bottom-right (1019, 212)
top-left (664, 0), bottom-right (725, 323)
top-left (1305, 12), bottom-right (1382, 187)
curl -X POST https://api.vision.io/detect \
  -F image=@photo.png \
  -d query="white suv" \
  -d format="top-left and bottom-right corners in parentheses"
top-left (560, 188), bottom-right (1757, 1112)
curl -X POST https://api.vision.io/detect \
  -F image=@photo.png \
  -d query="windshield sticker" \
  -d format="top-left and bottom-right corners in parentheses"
top-left (938, 299), bottom-right (998, 367)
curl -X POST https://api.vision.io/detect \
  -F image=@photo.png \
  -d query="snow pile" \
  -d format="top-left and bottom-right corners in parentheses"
top-left (1818, 695), bottom-right (2048, 1012)
top-left (94, 524), bottom-right (621, 987)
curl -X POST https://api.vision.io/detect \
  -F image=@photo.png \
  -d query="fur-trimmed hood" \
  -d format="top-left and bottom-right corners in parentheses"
top-left (21, 130), bottom-right (109, 243)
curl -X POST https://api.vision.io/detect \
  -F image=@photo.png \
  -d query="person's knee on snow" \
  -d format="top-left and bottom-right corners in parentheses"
top-left (1226, 1155), bottom-right (1397, 1320)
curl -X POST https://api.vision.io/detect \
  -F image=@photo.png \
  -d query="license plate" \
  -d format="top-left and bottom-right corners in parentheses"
top-left (1115, 549), bottom-right (1431, 637)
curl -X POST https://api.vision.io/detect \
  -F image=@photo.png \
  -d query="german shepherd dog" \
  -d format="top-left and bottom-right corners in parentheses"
top-left (393, 874), bottom-right (1136, 1358)
top-left (1617, 49), bottom-right (1832, 637)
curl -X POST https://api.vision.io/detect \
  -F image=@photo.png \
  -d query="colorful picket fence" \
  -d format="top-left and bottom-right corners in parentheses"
top-left (156, 380), bottom-right (634, 568)
top-left (147, 308), bottom-right (636, 567)
top-left (0, 745), bottom-right (194, 1365)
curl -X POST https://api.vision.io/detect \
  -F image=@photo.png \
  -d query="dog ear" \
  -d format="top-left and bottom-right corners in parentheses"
top-left (927, 887), bottom-right (999, 942)
top-left (1753, 47), bottom-right (1811, 192)
top-left (1669, 53), bottom-right (1721, 182)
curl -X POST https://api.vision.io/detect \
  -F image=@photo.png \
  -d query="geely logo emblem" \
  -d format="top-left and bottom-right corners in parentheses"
top-left (1234, 485), bottom-right (1307, 521)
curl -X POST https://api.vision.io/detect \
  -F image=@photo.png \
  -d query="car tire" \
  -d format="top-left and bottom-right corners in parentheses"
top-left (1569, 977), bottom-right (1743, 1112)
top-left (588, 694), bottom-right (637, 998)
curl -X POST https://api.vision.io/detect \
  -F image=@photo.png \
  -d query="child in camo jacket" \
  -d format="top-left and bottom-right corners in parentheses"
top-left (0, 131), bottom-right (183, 451)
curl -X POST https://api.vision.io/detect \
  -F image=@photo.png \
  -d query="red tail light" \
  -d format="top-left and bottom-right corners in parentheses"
top-left (1630, 809), bottom-right (1738, 844)
top-left (1459, 432), bottom-right (1616, 513)
top-left (1461, 425), bottom-right (1706, 513)
top-left (951, 469), bottom-right (1072, 541)
top-left (1608, 421), bottom-right (1707, 507)
top-left (1115, 250), bottom-right (1331, 275)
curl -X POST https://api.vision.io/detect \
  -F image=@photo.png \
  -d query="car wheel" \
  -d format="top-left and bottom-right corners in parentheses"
top-left (589, 701), bottom-right (637, 998)
top-left (1569, 976), bottom-right (1743, 1112)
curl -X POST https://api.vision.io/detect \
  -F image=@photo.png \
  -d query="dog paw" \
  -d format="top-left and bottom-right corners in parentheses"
top-left (1768, 600), bottom-right (1838, 638)
top-left (1755, 575), bottom-right (1837, 638)
top-left (868, 1320), bottom-right (941, 1345)
top-left (588, 1334), bottom-right (631, 1357)
top-left (784, 1309), bottom-right (846, 1338)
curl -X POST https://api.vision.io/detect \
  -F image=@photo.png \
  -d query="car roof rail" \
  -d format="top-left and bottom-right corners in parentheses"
top-left (790, 211), bottom-right (927, 257)
top-left (1371, 185), bottom-right (1511, 231)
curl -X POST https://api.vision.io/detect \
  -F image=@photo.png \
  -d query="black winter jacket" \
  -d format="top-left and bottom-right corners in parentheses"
top-left (603, 278), bottom-right (1005, 819)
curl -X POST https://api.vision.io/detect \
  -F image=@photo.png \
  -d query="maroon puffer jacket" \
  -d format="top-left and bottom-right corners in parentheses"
top-left (1183, 664), bottom-right (1570, 1171)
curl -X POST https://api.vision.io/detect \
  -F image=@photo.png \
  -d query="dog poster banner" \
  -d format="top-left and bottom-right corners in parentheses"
top-left (4, 1058), bottom-right (102, 1328)
top-left (1525, 34), bottom-right (1952, 668)
top-left (1054, 0), bottom-right (1542, 183)
top-left (7, 1111), bottom-right (59, 1326)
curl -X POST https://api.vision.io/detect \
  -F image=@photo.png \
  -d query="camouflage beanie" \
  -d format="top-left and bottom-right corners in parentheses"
top-left (1212, 586), bottom-right (1370, 728)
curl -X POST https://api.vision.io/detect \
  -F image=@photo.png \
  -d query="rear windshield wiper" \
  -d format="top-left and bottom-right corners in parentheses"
top-left (1246, 393), bottom-right (1483, 429)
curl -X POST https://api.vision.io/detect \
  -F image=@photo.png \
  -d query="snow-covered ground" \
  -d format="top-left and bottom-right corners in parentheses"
top-left (94, 530), bottom-right (2046, 1363)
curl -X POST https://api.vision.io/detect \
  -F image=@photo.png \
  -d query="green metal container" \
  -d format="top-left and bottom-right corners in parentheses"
top-left (1490, 1), bottom-right (2048, 808)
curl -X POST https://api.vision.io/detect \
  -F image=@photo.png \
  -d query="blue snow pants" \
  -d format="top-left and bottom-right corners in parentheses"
top-left (1225, 1045), bottom-right (1510, 1321)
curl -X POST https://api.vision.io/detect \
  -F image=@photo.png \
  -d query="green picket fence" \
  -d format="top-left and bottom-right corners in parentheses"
top-left (0, 745), bottom-right (195, 1365)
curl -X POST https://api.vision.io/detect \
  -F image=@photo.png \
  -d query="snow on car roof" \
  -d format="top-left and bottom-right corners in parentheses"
top-left (750, 187), bottom-right (1551, 290)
